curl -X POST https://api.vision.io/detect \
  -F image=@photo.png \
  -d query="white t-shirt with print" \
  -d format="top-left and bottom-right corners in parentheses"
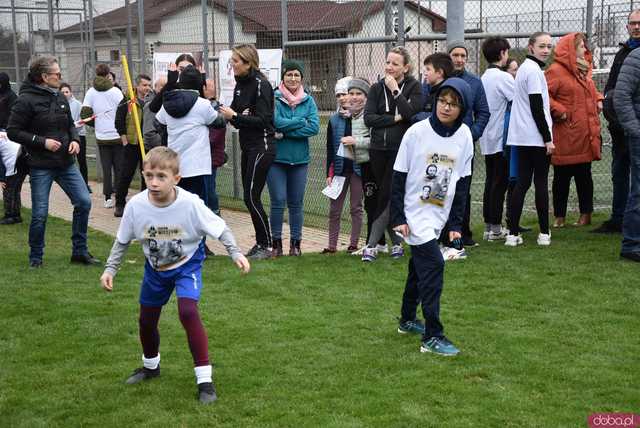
top-left (155, 98), bottom-right (217, 178)
top-left (82, 87), bottom-right (123, 140)
top-left (479, 67), bottom-right (515, 155)
top-left (506, 57), bottom-right (553, 147)
top-left (393, 119), bottom-right (474, 246)
top-left (116, 187), bottom-right (226, 271)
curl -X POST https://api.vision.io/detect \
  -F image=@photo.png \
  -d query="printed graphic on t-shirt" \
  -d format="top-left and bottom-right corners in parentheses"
top-left (420, 152), bottom-right (455, 207)
top-left (144, 225), bottom-right (186, 269)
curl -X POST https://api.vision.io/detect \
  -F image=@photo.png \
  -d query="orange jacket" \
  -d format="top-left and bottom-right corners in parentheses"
top-left (545, 33), bottom-right (603, 166)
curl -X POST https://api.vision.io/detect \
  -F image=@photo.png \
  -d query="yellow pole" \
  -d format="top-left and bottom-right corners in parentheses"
top-left (121, 54), bottom-right (146, 159)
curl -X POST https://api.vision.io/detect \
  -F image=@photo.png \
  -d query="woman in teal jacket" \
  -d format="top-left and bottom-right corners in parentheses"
top-left (267, 60), bottom-right (320, 256)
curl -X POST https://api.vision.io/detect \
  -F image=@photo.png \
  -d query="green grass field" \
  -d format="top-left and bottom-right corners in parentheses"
top-left (0, 211), bottom-right (637, 427)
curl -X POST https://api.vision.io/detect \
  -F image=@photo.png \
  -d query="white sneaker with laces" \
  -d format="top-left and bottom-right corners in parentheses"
top-left (440, 246), bottom-right (467, 261)
top-left (488, 228), bottom-right (509, 241)
top-left (504, 234), bottom-right (523, 247)
top-left (537, 233), bottom-right (551, 246)
top-left (104, 198), bottom-right (114, 209)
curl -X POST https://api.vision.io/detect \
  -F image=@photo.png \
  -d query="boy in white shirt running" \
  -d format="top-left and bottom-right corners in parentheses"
top-left (391, 78), bottom-right (474, 356)
top-left (100, 147), bottom-right (250, 403)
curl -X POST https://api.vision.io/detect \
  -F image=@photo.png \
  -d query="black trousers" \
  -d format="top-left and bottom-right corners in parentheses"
top-left (2, 158), bottom-right (28, 219)
top-left (97, 144), bottom-right (122, 199)
top-left (367, 149), bottom-right (401, 247)
top-left (483, 152), bottom-right (510, 225)
top-left (400, 239), bottom-right (445, 339)
top-left (241, 150), bottom-right (274, 248)
top-left (461, 157), bottom-right (474, 239)
top-left (77, 135), bottom-right (89, 186)
top-left (552, 162), bottom-right (593, 217)
top-left (508, 146), bottom-right (550, 235)
top-left (180, 175), bottom-right (208, 204)
top-left (360, 162), bottom-right (384, 245)
top-left (115, 143), bottom-right (144, 208)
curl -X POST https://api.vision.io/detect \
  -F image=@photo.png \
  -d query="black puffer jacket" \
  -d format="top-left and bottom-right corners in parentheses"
top-left (229, 68), bottom-right (275, 154)
top-left (7, 81), bottom-right (79, 169)
top-left (603, 41), bottom-right (637, 133)
top-left (364, 74), bottom-right (423, 152)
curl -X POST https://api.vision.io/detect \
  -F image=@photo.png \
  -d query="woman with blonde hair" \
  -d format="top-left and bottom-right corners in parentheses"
top-left (219, 44), bottom-right (276, 260)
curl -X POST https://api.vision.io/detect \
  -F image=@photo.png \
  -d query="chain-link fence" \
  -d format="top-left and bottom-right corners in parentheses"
top-left (2, 0), bottom-right (638, 235)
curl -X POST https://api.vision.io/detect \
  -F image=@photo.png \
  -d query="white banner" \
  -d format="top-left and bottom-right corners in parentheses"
top-left (153, 52), bottom-right (192, 85)
top-left (218, 49), bottom-right (282, 107)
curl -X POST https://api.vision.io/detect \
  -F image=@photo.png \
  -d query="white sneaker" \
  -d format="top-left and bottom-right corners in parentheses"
top-left (504, 234), bottom-right (523, 247)
top-left (440, 246), bottom-right (467, 261)
top-left (104, 198), bottom-right (114, 209)
top-left (537, 233), bottom-right (551, 246)
top-left (376, 244), bottom-right (389, 254)
top-left (482, 231), bottom-right (491, 241)
top-left (487, 227), bottom-right (508, 241)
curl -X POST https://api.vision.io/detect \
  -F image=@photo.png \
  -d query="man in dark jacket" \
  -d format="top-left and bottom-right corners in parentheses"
top-left (593, 9), bottom-right (640, 234)
top-left (7, 56), bottom-right (99, 268)
top-left (613, 37), bottom-right (640, 262)
top-left (447, 41), bottom-right (491, 248)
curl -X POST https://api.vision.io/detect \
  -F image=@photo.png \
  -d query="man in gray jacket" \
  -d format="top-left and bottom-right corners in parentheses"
top-left (613, 46), bottom-right (640, 262)
top-left (142, 76), bottom-right (167, 151)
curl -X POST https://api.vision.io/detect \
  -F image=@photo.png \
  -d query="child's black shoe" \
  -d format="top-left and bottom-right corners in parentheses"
top-left (198, 382), bottom-right (218, 404)
top-left (125, 366), bottom-right (160, 384)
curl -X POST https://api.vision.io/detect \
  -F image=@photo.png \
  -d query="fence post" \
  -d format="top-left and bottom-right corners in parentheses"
top-left (126, 0), bottom-right (133, 72)
top-left (138, 0), bottom-right (146, 74)
top-left (384, 0), bottom-right (392, 53)
top-left (88, 0), bottom-right (95, 73)
top-left (397, 0), bottom-right (405, 46)
top-left (446, 0), bottom-right (464, 45)
top-left (227, 0), bottom-right (240, 200)
top-left (10, 0), bottom-right (20, 83)
top-left (586, 0), bottom-right (594, 42)
top-left (48, 0), bottom-right (55, 54)
top-left (202, 0), bottom-right (210, 75)
top-left (281, 0), bottom-right (288, 51)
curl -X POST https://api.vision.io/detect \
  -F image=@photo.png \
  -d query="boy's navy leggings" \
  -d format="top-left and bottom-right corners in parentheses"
top-left (400, 239), bottom-right (445, 339)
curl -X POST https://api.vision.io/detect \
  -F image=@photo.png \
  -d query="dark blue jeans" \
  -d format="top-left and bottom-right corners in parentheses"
top-left (610, 128), bottom-right (630, 225)
top-left (29, 164), bottom-right (92, 262)
top-left (267, 162), bottom-right (308, 240)
top-left (622, 135), bottom-right (640, 254)
top-left (400, 239), bottom-right (445, 339)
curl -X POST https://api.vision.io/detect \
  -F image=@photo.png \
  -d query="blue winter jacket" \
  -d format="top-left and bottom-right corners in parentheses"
top-left (273, 89), bottom-right (320, 165)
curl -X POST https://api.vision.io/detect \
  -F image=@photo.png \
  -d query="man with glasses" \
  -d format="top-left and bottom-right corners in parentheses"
top-left (7, 55), bottom-right (99, 268)
top-left (594, 10), bottom-right (640, 234)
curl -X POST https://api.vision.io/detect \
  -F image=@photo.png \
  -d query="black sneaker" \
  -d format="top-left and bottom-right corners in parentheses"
top-left (245, 245), bottom-right (260, 257)
top-left (462, 237), bottom-right (478, 247)
top-left (198, 382), bottom-right (218, 404)
top-left (29, 259), bottom-right (42, 269)
top-left (114, 206), bottom-right (125, 218)
top-left (0, 216), bottom-right (22, 225)
top-left (125, 366), bottom-right (160, 384)
top-left (70, 253), bottom-right (101, 265)
top-left (591, 220), bottom-right (622, 234)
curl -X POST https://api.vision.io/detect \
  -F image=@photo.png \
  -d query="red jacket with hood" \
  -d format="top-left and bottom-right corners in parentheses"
top-left (545, 32), bottom-right (603, 166)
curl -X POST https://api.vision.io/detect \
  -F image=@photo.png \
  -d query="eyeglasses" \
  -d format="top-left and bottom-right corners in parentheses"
top-left (46, 71), bottom-right (62, 78)
top-left (437, 98), bottom-right (460, 110)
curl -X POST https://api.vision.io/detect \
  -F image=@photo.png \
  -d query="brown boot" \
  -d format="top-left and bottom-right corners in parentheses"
top-left (574, 213), bottom-right (592, 226)
top-left (271, 239), bottom-right (283, 258)
top-left (289, 239), bottom-right (302, 256)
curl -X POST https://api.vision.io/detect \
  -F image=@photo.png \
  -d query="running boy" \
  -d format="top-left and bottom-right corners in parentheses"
top-left (100, 147), bottom-right (250, 403)
top-left (391, 78), bottom-right (473, 356)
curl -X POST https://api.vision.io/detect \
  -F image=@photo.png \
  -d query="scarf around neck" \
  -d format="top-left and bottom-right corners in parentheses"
top-left (278, 82), bottom-right (305, 108)
top-left (576, 57), bottom-right (589, 77)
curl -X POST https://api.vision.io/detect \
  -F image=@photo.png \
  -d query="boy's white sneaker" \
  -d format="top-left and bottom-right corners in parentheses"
top-left (104, 198), bottom-right (114, 209)
top-left (504, 234), bottom-right (523, 247)
top-left (537, 233), bottom-right (551, 246)
top-left (440, 246), bottom-right (467, 261)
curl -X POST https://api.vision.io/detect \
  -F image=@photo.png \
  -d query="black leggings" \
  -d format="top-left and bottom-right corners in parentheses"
top-left (552, 162), bottom-right (593, 217)
top-left (115, 143), bottom-right (144, 208)
top-left (241, 150), bottom-right (275, 248)
top-left (483, 152), bottom-right (509, 225)
top-left (77, 135), bottom-right (89, 186)
top-left (367, 150), bottom-right (401, 247)
top-left (508, 146), bottom-right (550, 235)
top-left (361, 162), bottom-right (385, 245)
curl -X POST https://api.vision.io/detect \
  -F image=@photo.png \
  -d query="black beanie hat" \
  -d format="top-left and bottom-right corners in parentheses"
top-left (179, 65), bottom-right (202, 91)
top-left (281, 59), bottom-right (305, 79)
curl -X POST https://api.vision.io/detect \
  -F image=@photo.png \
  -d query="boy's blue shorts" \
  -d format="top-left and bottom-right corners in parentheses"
top-left (140, 244), bottom-right (206, 307)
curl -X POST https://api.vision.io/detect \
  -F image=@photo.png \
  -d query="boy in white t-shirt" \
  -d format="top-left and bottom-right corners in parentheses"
top-left (479, 37), bottom-right (515, 241)
top-left (391, 78), bottom-right (474, 356)
top-left (100, 147), bottom-right (250, 404)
